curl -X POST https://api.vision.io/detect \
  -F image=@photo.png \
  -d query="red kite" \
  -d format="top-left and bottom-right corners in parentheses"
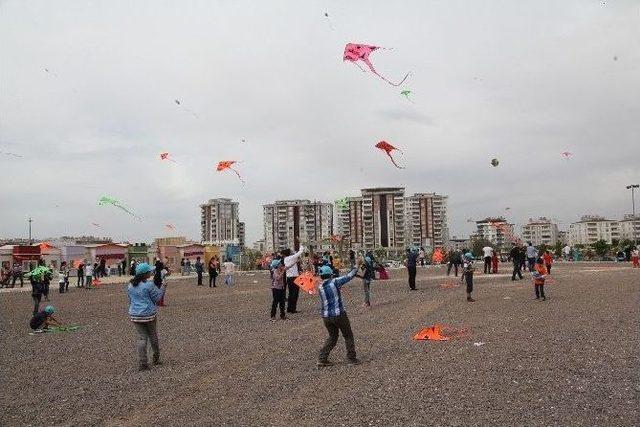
top-left (216, 161), bottom-right (245, 183)
top-left (375, 141), bottom-right (405, 169)
top-left (343, 43), bottom-right (410, 86)
top-left (413, 324), bottom-right (469, 341)
top-left (293, 272), bottom-right (320, 295)
top-left (439, 282), bottom-right (459, 289)
top-left (160, 152), bottom-right (176, 163)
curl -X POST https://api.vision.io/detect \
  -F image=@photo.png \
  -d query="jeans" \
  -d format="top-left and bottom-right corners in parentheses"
top-left (407, 266), bottom-right (417, 289)
top-left (363, 279), bottom-right (371, 305)
top-left (77, 275), bottom-right (84, 287)
top-left (535, 284), bottom-right (546, 299)
top-left (196, 271), bottom-right (203, 286)
top-left (319, 313), bottom-right (356, 362)
top-left (224, 274), bottom-right (233, 286)
top-left (464, 272), bottom-right (473, 294)
top-left (287, 277), bottom-right (300, 312)
top-left (271, 288), bottom-right (286, 318)
top-left (484, 257), bottom-right (492, 274)
top-left (12, 274), bottom-right (23, 287)
top-left (512, 262), bottom-right (522, 280)
top-left (134, 320), bottom-right (160, 366)
top-left (447, 262), bottom-right (459, 276)
top-left (85, 275), bottom-right (92, 289)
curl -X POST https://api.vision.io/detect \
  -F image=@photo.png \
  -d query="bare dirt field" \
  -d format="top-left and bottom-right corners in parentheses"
top-left (1, 262), bottom-right (638, 426)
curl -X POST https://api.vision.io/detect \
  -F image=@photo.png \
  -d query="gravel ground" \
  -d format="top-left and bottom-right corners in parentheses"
top-left (1, 262), bottom-right (638, 426)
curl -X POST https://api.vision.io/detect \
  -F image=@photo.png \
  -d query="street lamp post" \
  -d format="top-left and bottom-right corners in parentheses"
top-left (28, 217), bottom-right (33, 245)
top-left (626, 184), bottom-right (639, 245)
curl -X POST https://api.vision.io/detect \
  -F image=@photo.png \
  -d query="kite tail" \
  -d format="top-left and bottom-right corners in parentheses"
top-left (363, 58), bottom-right (411, 87)
top-left (386, 152), bottom-right (405, 169)
top-left (230, 167), bottom-right (245, 184)
top-left (116, 204), bottom-right (141, 220)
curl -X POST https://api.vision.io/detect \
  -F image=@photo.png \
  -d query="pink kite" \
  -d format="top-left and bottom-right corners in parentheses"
top-left (561, 151), bottom-right (572, 160)
top-left (216, 161), bottom-right (245, 183)
top-left (375, 141), bottom-right (405, 169)
top-left (159, 152), bottom-right (176, 163)
top-left (343, 43), bottom-right (410, 87)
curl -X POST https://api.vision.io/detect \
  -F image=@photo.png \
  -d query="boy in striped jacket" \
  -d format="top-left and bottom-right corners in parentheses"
top-left (317, 265), bottom-right (359, 367)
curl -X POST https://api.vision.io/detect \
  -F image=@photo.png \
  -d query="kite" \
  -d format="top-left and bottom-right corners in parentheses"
top-left (216, 161), bottom-right (245, 183)
top-left (400, 90), bottom-right (414, 102)
top-left (29, 325), bottom-right (81, 335)
top-left (343, 43), bottom-right (410, 87)
top-left (43, 68), bottom-right (58, 77)
top-left (413, 324), bottom-right (469, 341)
top-left (0, 151), bottom-right (23, 158)
top-left (91, 223), bottom-right (101, 228)
top-left (432, 248), bottom-right (443, 264)
top-left (159, 152), bottom-right (177, 163)
top-left (491, 158), bottom-right (499, 167)
top-left (375, 141), bottom-right (405, 169)
top-left (98, 196), bottom-right (140, 219)
top-left (165, 224), bottom-right (176, 231)
top-left (335, 197), bottom-right (349, 209)
top-left (293, 272), bottom-right (320, 295)
top-left (174, 99), bottom-right (199, 118)
top-left (439, 282), bottom-right (459, 289)
top-left (241, 138), bottom-right (246, 143)
top-left (505, 207), bottom-right (511, 211)
top-left (561, 151), bottom-right (572, 160)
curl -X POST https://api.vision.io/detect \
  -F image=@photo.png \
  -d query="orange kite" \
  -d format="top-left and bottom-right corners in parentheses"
top-left (413, 324), bottom-right (469, 341)
top-left (293, 271), bottom-right (320, 295)
top-left (216, 160), bottom-right (245, 183)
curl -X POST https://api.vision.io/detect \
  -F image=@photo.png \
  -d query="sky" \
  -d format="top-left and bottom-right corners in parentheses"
top-left (1, 0), bottom-right (639, 245)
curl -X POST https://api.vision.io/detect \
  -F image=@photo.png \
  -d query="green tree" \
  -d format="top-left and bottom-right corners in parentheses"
top-left (471, 238), bottom-right (492, 258)
top-left (591, 240), bottom-right (610, 260)
top-left (553, 241), bottom-right (563, 258)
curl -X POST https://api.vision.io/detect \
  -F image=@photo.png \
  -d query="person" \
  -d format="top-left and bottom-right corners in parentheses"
top-left (11, 262), bottom-right (23, 288)
top-left (99, 258), bottom-right (107, 277)
top-left (348, 250), bottom-right (356, 269)
top-left (117, 261), bottom-right (122, 276)
top-left (631, 247), bottom-right (639, 268)
top-left (509, 244), bottom-right (523, 281)
top-left (28, 263), bottom-right (52, 315)
top-left (283, 246), bottom-right (305, 313)
top-left (447, 249), bottom-right (462, 277)
top-left (180, 258), bottom-right (186, 275)
top-left (526, 242), bottom-right (537, 272)
top-left (361, 256), bottom-right (375, 307)
top-left (482, 245), bottom-right (493, 274)
top-left (84, 260), bottom-right (94, 289)
top-left (29, 305), bottom-right (61, 331)
top-left (208, 256), bottom-right (219, 287)
top-left (36, 260), bottom-right (51, 300)
top-left (194, 257), bottom-right (204, 286)
top-left (0, 265), bottom-right (10, 288)
top-left (127, 262), bottom-right (167, 371)
top-left (532, 258), bottom-right (548, 301)
top-left (563, 244), bottom-right (571, 261)
top-left (76, 262), bottom-right (85, 287)
top-left (130, 260), bottom-right (136, 276)
top-left (317, 265), bottom-right (359, 367)
top-left (186, 259), bottom-right (192, 275)
top-left (418, 247), bottom-right (426, 267)
top-left (405, 247), bottom-right (418, 290)
top-left (270, 258), bottom-right (296, 321)
top-left (58, 261), bottom-right (69, 293)
top-left (222, 258), bottom-right (235, 286)
top-left (492, 251), bottom-right (499, 274)
top-left (542, 250), bottom-right (553, 274)
top-left (460, 252), bottom-right (475, 302)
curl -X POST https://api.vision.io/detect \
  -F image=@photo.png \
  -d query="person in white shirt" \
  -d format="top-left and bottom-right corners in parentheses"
top-left (563, 245), bottom-right (571, 261)
top-left (482, 246), bottom-right (493, 274)
top-left (222, 258), bottom-right (236, 286)
top-left (84, 260), bottom-right (94, 289)
top-left (283, 245), bottom-right (305, 313)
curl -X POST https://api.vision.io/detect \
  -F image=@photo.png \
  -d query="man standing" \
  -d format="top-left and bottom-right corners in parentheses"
top-left (406, 247), bottom-right (418, 290)
top-left (563, 244), bottom-right (571, 261)
top-left (76, 262), bottom-right (84, 287)
top-left (510, 244), bottom-right (523, 281)
top-left (526, 242), bottom-right (537, 272)
top-left (195, 257), bottom-right (204, 286)
top-left (447, 249), bottom-right (462, 277)
top-left (11, 262), bottom-right (23, 288)
top-left (284, 246), bottom-right (305, 313)
top-left (482, 245), bottom-right (494, 274)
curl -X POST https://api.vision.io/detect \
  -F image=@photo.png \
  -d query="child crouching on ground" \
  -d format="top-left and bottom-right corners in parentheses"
top-left (317, 266), bottom-right (359, 367)
top-left (30, 305), bottom-right (61, 331)
top-left (460, 252), bottom-right (475, 302)
top-left (532, 258), bottom-right (548, 301)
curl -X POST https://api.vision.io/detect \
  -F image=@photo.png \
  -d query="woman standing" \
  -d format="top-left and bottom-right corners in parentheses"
top-left (208, 256), bottom-right (219, 287)
top-left (127, 263), bottom-right (168, 371)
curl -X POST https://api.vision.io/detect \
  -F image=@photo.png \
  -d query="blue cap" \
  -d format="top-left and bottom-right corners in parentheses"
top-left (270, 259), bottom-right (281, 269)
top-left (44, 305), bottom-right (55, 314)
top-left (319, 265), bottom-right (333, 276)
top-left (365, 257), bottom-right (372, 263)
top-left (464, 252), bottom-right (473, 260)
top-left (135, 262), bottom-right (155, 275)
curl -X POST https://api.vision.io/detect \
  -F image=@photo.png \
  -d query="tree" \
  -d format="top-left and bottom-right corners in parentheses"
top-left (553, 241), bottom-right (563, 258)
top-left (591, 240), bottom-right (610, 260)
top-left (471, 238), bottom-right (493, 258)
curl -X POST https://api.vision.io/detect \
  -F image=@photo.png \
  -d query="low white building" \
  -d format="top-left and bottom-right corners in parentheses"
top-left (521, 217), bottom-right (559, 246)
top-left (618, 214), bottom-right (639, 242)
top-left (568, 216), bottom-right (620, 245)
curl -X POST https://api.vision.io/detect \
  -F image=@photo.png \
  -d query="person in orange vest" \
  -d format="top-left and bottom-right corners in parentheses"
top-left (532, 258), bottom-right (548, 301)
top-left (631, 247), bottom-right (639, 268)
top-left (542, 250), bottom-right (554, 274)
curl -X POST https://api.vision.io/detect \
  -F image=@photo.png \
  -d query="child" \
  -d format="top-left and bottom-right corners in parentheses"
top-left (631, 247), bottom-right (639, 268)
top-left (361, 256), bottom-right (375, 307)
top-left (30, 305), bottom-right (61, 331)
top-left (542, 250), bottom-right (553, 274)
top-left (270, 259), bottom-right (296, 321)
top-left (460, 253), bottom-right (475, 302)
top-left (222, 258), bottom-right (235, 286)
top-left (532, 258), bottom-right (548, 301)
top-left (317, 265), bottom-right (359, 367)
top-left (84, 260), bottom-right (94, 289)
top-left (127, 263), bottom-right (167, 371)
top-left (491, 251), bottom-right (499, 274)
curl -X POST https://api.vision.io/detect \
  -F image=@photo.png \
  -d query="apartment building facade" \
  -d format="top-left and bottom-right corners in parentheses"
top-left (263, 200), bottom-right (333, 252)
top-left (521, 217), bottom-right (559, 246)
top-left (200, 198), bottom-right (243, 245)
top-left (568, 216), bottom-right (620, 245)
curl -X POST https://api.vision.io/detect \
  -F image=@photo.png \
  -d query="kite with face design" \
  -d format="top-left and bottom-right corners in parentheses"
top-left (216, 161), bottom-right (245, 183)
top-left (375, 141), bottom-right (405, 169)
top-left (343, 43), bottom-right (410, 87)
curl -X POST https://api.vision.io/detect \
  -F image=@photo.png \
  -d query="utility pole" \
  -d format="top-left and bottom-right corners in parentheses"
top-left (28, 217), bottom-right (33, 245)
top-left (626, 184), bottom-right (639, 245)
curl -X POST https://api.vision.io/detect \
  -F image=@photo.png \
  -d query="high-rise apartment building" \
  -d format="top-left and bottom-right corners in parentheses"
top-left (361, 187), bottom-right (406, 249)
top-left (521, 217), bottom-right (559, 246)
top-left (200, 198), bottom-right (242, 244)
top-left (404, 193), bottom-right (449, 248)
top-left (263, 200), bottom-right (333, 252)
top-left (568, 216), bottom-right (620, 245)
top-left (476, 217), bottom-right (516, 247)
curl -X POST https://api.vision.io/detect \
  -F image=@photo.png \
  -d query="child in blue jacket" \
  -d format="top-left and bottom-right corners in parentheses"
top-left (127, 263), bottom-right (168, 371)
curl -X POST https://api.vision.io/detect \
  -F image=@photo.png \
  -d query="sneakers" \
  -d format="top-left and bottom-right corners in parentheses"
top-left (542, 296), bottom-right (546, 301)
top-left (270, 317), bottom-right (277, 322)
top-left (316, 360), bottom-right (334, 368)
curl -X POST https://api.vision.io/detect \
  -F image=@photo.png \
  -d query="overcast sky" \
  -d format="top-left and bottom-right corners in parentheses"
top-left (1, 0), bottom-right (638, 244)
